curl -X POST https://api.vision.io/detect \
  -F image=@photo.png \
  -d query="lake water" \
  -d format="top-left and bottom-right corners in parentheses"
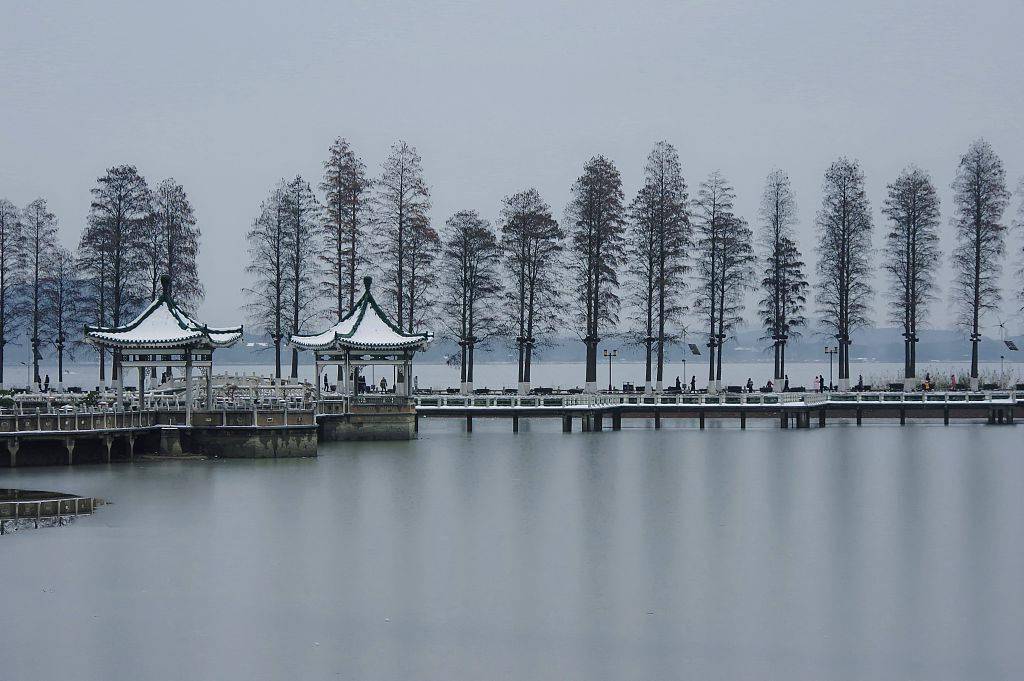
top-left (2, 419), bottom-right (1023, 680)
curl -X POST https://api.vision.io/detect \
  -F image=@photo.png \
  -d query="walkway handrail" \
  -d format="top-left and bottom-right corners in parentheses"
top-left (410, 389), bottom-right (1018, 410)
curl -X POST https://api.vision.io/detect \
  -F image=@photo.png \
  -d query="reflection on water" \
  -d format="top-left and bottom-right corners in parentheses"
top-left (1, 422), bottom-right (1023, 680)
top-left (0, 489), bottom-right (104, 534)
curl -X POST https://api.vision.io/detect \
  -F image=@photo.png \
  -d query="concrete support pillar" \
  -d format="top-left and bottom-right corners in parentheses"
top-left (466, 415), bottom-right (473, 432)
top-left (128, 434), bottom-right (136, 462)
top-left (512, 415), bottom-right (519, 433)
top-left (6, 439), bottom-right (18, 467)
top-left (654, 412), bottom-right (661, 429)
top-left (64, 438), bottom-right (75, 465)
top-left (1007, 409), bottom-right (1014, 424)
top-left (612, 413), bottom-right (621, 431)
top-left (414, 413), bottom-right (420, 433)
top-left (581, 414), bottom-right (592, 432)
top-left (899, 408), bottom-right (906, 425)
top-left (856, 409), bottom-right (863, 426)
top-left (740, 411), bottom-right (746, 429)
top-left (699, 411), bottom-right (705, 429)
top-left (818, 410), bottom-right (826, 427)
top-left (796, 411), bottom-right (810, 428)
top-left (562, 415), bottom-right (572, 433)
top-left (594, 414), bottom-right (603, 431)
top-left (943, 406), bottom-right (950, 425)
top-left (103, 436), bottom-right (113, 463)
top-left (988, 409), bottom-right (996, 425)
top-left (780, 413), bottom-right (788, 429)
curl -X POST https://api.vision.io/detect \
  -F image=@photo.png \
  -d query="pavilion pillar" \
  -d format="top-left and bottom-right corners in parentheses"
top-left (343, 354), bottom-right (351, 395)
top-left (138, 366), bottom-right (146, 411)
top-left (184, 349), bottom-right (193, 426)
top-left (115, 351), bottom-right (124, 410)
top-left (205, 364), bottom-right (213, 410)
top-left (314, 361), bottom-right (322, 401)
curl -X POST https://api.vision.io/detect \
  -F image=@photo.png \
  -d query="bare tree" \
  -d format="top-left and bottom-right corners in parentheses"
top-left (627, 141), bottom-right (690, 392)
top-left (951, 140), bottom-right (1010, 388)
top-left (1017, 177), bottom-right (1024, 311)
top-left (440, 210), bottom-right (503, 392)
top-left (42, 246), bottom-right (82, 389)
top-left (0, 199), bottom-right (22, 388)
top-left (566, 155), bottom-right (627, 392)
top-left (321, 138), bottom-right (371, 326)
top-left (815, 157), bottom-right (873, 390)
top-left (149, 178), bottom-right (203, 308)
top-left (882, 166), bottom-right (940, 384)
top-left (758, 170), bottom-right (807, 382)
top-left (498, 188), bottom-right (563, 392)
top-left (244, 183), bottom-right (290, 378)
top-left (79, 165), bottom-right (151, 383)
top-left (284, 176), bottom-right (322, 378)
top-left (19, 198), bottom-right (59, 387)
top-left (402, 214), bottom-right (440, 334)
top-left (692, 172), bottom-right (753, 389)
top-left (374, 141), bottom-right (430, 329)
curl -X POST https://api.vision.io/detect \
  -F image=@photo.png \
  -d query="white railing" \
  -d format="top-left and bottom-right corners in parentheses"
top-left (412, 390), bottom-right (1018, 410)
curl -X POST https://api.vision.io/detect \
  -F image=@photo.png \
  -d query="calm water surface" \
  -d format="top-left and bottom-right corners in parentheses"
top-left (2, 420), bottom-right (1023, 680)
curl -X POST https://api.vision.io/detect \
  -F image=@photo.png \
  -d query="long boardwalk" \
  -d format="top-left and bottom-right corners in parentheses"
top-left (413, 390), bottom-right (1020, 430)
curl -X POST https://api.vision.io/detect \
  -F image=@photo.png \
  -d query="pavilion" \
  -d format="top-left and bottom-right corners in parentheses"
top-left (289, 276), bottom-right (432, 398)
top-left (83, 275), bottom-right (243, 424)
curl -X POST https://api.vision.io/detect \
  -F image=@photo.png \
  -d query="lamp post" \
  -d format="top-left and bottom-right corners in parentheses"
top-left (603, 349), bottom-right (617, 392)
top-left (824, 346), bottom-right (838, 391)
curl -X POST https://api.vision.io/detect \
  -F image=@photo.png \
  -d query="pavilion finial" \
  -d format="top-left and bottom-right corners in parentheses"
top-left (160, 275), bottom-right (171, 298)
top-left (363, 275), bottom-right (372, 292)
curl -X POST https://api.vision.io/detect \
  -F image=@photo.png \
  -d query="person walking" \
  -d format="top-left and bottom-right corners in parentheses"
top-left (813, 375), bottom-right (820, 392)
top-left (951, 373), bottom-right (957, 391)
top-left (783, 374), bottom-right (789, 392)
top-left (690, 375), bottom-right (696, 393)
top-left (746, 377), bottom-right (754, 393)
top-left (379, 376), bottom-right (388, 393)
top-left (675, 376), bottom-right (681, 391)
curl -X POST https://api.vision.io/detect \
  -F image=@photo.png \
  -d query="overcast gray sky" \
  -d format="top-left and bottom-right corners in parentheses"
top-left (2, 0), bottom-right (1023, 331)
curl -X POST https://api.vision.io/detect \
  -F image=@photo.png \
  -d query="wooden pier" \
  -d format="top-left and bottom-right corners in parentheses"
top-left (412, 390), bottom-right (1021, 430)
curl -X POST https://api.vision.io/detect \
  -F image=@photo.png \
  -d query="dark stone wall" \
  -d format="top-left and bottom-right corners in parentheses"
top-left (319, 413), bottom-right (416, 441)
top-left (184, 426), bottom-right (318, 459)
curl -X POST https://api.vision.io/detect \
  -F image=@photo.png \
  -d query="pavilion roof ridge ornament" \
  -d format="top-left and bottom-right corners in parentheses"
top-left (83, 274), bottom-right (243, 349)
top-left (289, 276), bottom-right (433, 352)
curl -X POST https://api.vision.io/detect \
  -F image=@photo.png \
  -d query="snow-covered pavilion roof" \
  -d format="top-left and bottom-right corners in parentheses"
top-left (84, 276), bottom-right (243, 349)
top-left (290, 276), bottom-right (432, 352)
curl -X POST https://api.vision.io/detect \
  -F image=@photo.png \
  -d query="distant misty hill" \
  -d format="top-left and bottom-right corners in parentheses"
top-left (188, 327), bottom-right (1020, 365)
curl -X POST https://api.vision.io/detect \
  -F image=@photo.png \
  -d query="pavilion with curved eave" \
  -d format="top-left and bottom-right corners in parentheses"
top-left (289, 276), bottom-right (432, 399)
top-left (83, 275), bottom-right (243, 425)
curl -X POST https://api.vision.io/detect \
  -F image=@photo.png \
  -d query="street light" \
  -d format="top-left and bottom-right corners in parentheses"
top-left (824, 346), bottom-right (838, 391)
top-left (603, 349), bottom-right (617, 392)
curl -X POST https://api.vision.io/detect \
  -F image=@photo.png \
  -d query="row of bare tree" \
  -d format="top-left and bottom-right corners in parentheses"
top-left (0, 165), bottom-right (203, 388)
top-left (246, 137), bottom-right (1020, 391)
